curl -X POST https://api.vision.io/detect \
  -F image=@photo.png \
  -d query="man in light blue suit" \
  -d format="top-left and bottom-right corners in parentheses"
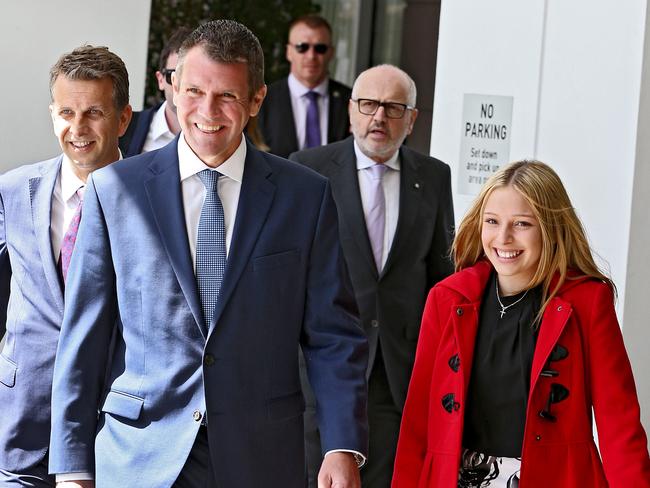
top-left (49, 20), bottom-right (368, 488)
top-left (0, 46), bottom-right (132, 486)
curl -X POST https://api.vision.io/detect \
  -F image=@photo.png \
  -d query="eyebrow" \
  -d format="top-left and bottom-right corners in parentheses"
top-left (483, 211), bottom-right (536, 218)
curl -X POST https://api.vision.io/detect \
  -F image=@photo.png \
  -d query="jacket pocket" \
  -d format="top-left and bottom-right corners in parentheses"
top-left (101, 390), bottom-right (144, 420)
top-left (267, 390), bottom-right (305, 422)
top-left (253, 249), bottom-right (300, 272)
top-left (0, 354), bottom-right (17, 387)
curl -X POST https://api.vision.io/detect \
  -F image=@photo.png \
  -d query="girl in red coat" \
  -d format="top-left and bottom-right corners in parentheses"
top-left (392, 161), bottom-right (650, 487)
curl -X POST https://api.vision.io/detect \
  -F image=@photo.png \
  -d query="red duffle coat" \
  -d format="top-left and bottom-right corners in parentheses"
top-left (392, 260), bottom-right (650, 487)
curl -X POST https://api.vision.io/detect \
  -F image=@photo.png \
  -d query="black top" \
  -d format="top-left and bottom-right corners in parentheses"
top-left (463, 274), bottom-right (541, 457)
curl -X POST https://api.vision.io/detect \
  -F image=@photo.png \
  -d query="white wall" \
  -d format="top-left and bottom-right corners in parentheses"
top-left (433, 0), bottom-right (650, 434)
top-left (0, 1), bottom-right (151, 171)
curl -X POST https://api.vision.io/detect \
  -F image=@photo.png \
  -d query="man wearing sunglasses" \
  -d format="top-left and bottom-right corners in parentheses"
top-left (290, 65), bottom-right (455, 488)
top-left (120, 26), bottom-right (192, 157)
top-left (257, 14), bottom-right (351, 158)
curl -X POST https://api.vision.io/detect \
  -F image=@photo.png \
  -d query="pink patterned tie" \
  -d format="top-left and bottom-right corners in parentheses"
top-left (59, 188), bottom-right (84, 283)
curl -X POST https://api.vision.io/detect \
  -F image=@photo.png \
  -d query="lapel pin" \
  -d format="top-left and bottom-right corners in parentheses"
top-left (414, 182), bottom-right (420, 189)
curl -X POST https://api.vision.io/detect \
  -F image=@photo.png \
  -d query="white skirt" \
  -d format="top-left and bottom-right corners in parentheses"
top-left (458, 449), bottom-right (521, 487)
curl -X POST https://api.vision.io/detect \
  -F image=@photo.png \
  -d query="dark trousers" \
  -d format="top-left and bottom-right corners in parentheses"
top-left (173, 426), bottom-right (218, 488)
top-left (361, 348), bottom-right (401, 488)
top-left (0, 456), bottom-right (55, 487)
top-left (303, 345), bottom-right (401, 488)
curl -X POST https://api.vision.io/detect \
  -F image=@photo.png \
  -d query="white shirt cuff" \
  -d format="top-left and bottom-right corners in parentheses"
top-left (324, 449), bottom-right (366, 467)
top-left (55, 472), bottom-right (94, 482)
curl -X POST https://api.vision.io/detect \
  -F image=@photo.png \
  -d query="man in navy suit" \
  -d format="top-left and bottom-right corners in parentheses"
top-left (49, 20), bottom-right (368, 488)
top-left (0, 45), bottom-right (132, 487)
top-left (119, 26), bottom-right (192, 157)
top-left (257, 15), bottom-right (351, 158)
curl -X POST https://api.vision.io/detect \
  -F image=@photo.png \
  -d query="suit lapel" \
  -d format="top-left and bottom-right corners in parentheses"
top-left (381, 147), bottom-right (422, 277)
top-left (210, 145), bottom-right (276, 332)
top-left (29, 156), bottom-right (64, 312)
top-left (327, 140), bottom-right (378, 277)
top-left (144, 141), bottom-right (205, 338)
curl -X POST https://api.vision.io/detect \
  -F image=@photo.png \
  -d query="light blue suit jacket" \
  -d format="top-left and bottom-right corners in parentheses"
top-left (49, 139), bottom-right (368, 488)
top-left (0, 156), bottom-right (64, 474)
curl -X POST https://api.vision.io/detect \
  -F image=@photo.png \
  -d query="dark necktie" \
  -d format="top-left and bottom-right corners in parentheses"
top-left (196, 169), bottom-right (227, 333)
top-left (305, 91), bottom-right (321, 148)
top-left (59, 188), bottom-right (84, 283)
top-left (365, 164), bottom-right (387, 271)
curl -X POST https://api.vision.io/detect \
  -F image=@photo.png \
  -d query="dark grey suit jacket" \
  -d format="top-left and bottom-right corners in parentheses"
top-left (291, 137), bottom-right (454, 409)
top-left (258, 77), bottom-right (351, 158)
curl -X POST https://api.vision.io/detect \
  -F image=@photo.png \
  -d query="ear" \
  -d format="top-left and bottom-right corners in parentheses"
top-left (155, 71), bottom-right (166, 91)
top-left (248, 84), bottom-right (267, 117)
top-left (117, 104), bottom-right (133, 137)
top-left (171, 71), bottom-right (180, 107)
top-left (285, 43), bottom-right (292, 63)
top-left (406, 108), bottom-right (419, 135)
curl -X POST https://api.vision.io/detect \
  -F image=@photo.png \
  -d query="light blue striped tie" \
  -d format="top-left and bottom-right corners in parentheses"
top-left (196, 169), bottom-right (226, 333)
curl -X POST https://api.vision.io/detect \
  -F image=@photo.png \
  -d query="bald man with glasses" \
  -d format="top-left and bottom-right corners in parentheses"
top-left (257, 14), bottom-right (351, 158)
top-left (291, 64), bottom-right (455, 488)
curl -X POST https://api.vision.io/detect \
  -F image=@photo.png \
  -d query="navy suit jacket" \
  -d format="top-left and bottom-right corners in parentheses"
top-left (118, 103), bottom-right (160, 157)
top-left (291, 137), bottom-right (455, 409)
top-left (257, 77), bottom-right (352, 158)
top-left (0, 156), bottom-right (65, 472)
top-left (49, 139), bottom-right (368, 488)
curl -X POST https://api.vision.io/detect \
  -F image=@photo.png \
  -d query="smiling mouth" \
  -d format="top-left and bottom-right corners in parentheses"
top-left (496, 249), bottom-right (522, 259)
top-left (68, 141), bottom-right (94, 149)
top-left (196, 123), bottom-right (224, 133)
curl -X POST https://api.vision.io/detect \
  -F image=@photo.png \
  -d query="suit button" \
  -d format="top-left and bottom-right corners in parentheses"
top-left (535, 435), bottom-right (542, 441)
top-left (193, 410), bottom-right (203, 422)
top-left (204, 354), bottom-right (215, 366)
top-left (371, 319), bottom-right (379, 328)
top-left (456, 308), bottom-right (463, 316)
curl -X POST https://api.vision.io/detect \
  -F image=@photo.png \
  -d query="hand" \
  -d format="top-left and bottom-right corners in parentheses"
top-left (317, 452), bottom-right (360, 488)
top-left (56, 482), bottom-right (95, 488)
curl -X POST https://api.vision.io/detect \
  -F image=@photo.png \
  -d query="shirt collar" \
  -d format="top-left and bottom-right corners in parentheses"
top-left (353, 140), bottom-right (400, 172)
top-left (60, 150), bottom-right (123, 202)
top-left (149, 101), bottom-right (175, 141)
top-left (288, 73), bottom-right (329, 98)
top-left (178, 132), bottom-right (246, 183)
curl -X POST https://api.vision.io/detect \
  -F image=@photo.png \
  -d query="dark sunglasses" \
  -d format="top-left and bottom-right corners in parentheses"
top-left (293, 43), bottom-right (329, 54)
top-left (161, 68), bottom-right (175, 85)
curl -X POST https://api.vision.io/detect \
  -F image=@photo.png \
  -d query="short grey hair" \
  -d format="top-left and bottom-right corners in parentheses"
top-left (49, 45), bottom-right (129, 110)
top-left (176, 20), bottom-right (264, 98)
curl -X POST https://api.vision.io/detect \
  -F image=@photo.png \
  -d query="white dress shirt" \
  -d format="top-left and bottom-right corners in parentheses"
top-left (50, 157), bottom-right (86, 260)
top-left (287, 74), bottom-right (329, 150)
top-left (141, 101), bottom-right (176, 153)
top-left (178, 132), bottom-right (244, 267)
top-left (354, 141), bottom-right (400, 269)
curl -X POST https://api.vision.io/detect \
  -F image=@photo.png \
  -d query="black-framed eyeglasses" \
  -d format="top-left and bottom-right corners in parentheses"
top-left (292, 43), bottom-right (330, 54)
top-left (352, 98), bottom-right (415, 119)
top-left (161, 68), bottom-right (175, 85)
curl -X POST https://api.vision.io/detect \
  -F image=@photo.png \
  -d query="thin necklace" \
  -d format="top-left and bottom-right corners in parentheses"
top-left (495, 277), bottom-right (529, 318)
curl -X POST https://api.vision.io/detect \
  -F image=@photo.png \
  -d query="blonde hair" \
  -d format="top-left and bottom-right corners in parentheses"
top-left (452, 160), bottom-right (614, 323)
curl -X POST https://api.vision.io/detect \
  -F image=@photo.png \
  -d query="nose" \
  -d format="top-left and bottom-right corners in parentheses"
top-left (372, 105), bottom-right (387, 122)
top-left (68, 114), bottom-right (89, 136)
top-left (199, 94), bottom-right (223, 120)
top-left (497, 223), bottom-right (513, 244)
